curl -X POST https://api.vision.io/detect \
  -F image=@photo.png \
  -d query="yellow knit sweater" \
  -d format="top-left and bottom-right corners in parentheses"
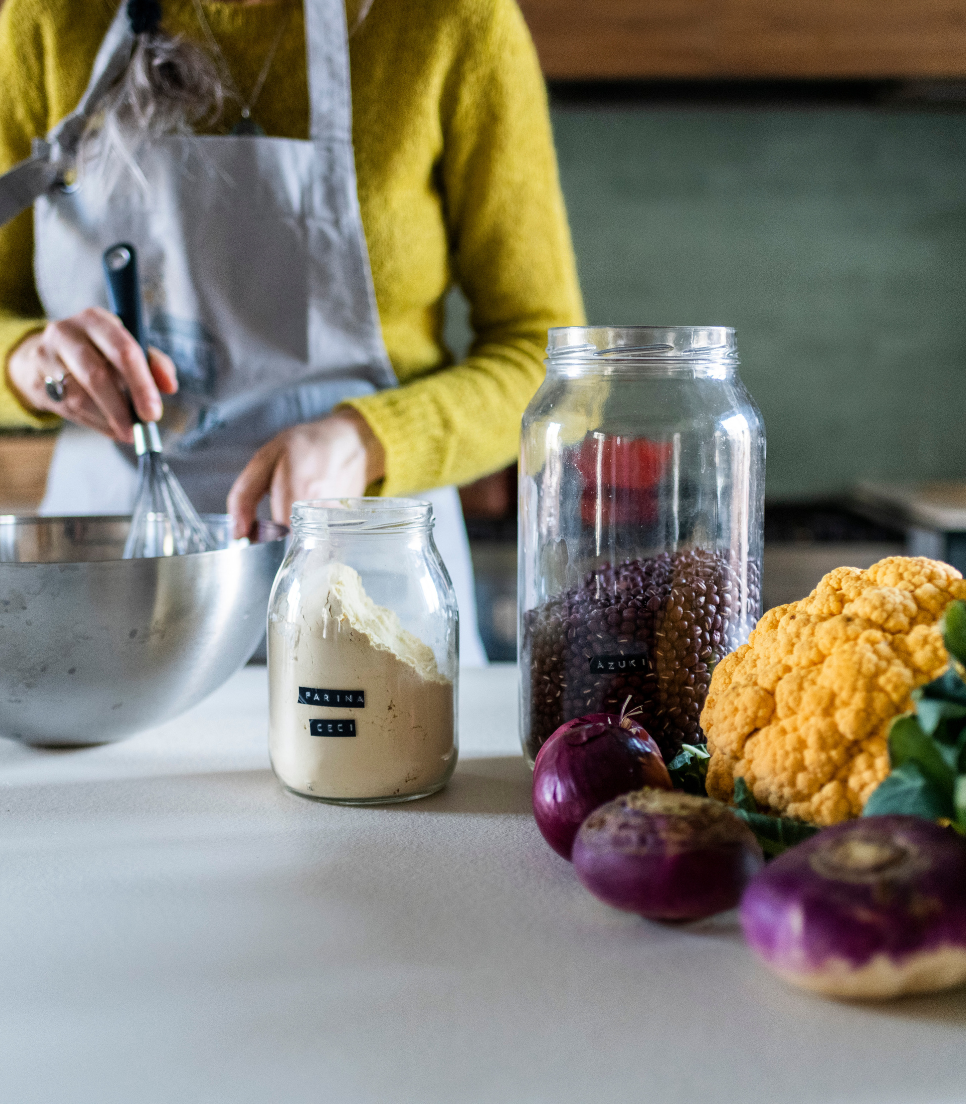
top-left (0, 0), bottom-right (583, 495)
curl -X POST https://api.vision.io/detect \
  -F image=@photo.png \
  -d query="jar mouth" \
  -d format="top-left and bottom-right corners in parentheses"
top-left (292, 497), bottom-right (433, 533)
top-left (547, 326), bottom-right (738, 369)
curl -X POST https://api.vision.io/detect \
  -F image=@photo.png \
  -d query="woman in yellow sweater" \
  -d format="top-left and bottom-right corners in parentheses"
top-left (0, 0), bottom-right (582, 651)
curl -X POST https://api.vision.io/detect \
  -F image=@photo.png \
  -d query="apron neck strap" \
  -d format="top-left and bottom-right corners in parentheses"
top-left (48, 4), bottom-right (135, 151)
top-left (304, 0), bottom-right (354, 142)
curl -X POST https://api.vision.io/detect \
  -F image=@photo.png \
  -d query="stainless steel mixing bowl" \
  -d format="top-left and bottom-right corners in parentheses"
top-left (0, 515), bottom-right (287, 746)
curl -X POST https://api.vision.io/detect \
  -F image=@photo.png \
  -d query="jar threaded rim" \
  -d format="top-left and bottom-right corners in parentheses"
top-left (291, 498), bottom-right (433, 535)
top-left (547, 326), bottom-right (738, 370)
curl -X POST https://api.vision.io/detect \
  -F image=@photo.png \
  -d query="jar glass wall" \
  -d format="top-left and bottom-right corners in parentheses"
top-left (268, 498), bottom-right (458, 803)
top-left (519, 327), bottom-right (765, 765)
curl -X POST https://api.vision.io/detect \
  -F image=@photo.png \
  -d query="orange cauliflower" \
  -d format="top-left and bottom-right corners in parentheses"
top-left (701, 557), bottom-right (966, 826)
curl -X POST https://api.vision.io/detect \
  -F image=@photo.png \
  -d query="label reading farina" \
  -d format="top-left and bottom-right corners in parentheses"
top-left (299, 687), bottom-right (365, 707)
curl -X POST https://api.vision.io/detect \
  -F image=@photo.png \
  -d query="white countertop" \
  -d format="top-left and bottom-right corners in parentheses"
top-left (0, 664), bottom-right (963, 1104)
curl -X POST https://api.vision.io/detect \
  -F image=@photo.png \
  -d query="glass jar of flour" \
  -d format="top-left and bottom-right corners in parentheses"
top-left (268, 499), bottom-right (458, 803)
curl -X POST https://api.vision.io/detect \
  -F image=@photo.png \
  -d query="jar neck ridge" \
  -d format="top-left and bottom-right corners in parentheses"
top-left (546, 325), bottom-right (738, 378)
top-left (291, 498), bottom-right (434, 538)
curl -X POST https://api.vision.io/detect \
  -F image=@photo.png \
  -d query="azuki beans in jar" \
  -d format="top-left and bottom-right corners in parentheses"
top-left (521, 550), bottom-right (760, 763)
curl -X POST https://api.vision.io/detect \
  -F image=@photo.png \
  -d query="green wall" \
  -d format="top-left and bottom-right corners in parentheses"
top-left (547, 106), bottom-right (966, 500)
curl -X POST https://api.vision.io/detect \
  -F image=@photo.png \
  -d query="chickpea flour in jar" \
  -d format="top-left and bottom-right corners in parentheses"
top-left (519, 327), bottom-right (765, 765)
top-left (268, 499), bottom-right (458, 804)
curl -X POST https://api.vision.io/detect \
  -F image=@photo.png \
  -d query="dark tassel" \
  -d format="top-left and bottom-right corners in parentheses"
top-left (126, 0), bottom-right (162, 36)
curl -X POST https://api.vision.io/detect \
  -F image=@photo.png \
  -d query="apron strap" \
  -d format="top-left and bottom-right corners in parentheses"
top-left (0, 153), bottom-right (59, 227)
top-left (61, 6), bottom-right (137, 126)
top-left (0, 4), bottom-right (133, 228)
top-left (304, 0), bottom-right (354, 142)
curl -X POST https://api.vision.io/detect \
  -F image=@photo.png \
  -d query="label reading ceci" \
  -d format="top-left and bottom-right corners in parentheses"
top-left (310, 719), bottom-right (357, 737)
top-left (299, 687), bottom-right (365, 707)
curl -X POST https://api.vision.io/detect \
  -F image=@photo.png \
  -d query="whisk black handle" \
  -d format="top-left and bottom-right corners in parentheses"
top-left (102, 242), bottom-right (161, 454)
top-left (102, 243), bottom-right (147, 354)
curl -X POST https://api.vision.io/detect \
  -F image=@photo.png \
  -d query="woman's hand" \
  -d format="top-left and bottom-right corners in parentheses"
top-left (227, 409), bottom-right (386, 538)
top-left (5, 307), bottom-right (178, 442)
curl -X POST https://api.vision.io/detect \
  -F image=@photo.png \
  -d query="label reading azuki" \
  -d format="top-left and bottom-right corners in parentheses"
top-left (299, 687), bottom-right (365, 708)
top-left (310, 719), bottom-right (357, 737)
top-left (589, 654), bottom-right (647, 673)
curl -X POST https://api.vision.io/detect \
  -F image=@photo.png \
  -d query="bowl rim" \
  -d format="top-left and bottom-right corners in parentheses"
top-left (0, 513), bottom-right (289, 564)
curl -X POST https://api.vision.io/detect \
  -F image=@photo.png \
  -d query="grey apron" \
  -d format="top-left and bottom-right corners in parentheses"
top-left (0, 0), bottom-right (487, 662)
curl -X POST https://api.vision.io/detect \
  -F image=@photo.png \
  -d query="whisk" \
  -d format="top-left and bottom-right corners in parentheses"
top-left (102, 243), bottom-right (217, 559)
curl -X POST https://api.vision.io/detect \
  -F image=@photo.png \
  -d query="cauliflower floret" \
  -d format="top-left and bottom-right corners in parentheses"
top-left (701, 557), bottom-right (966, 826)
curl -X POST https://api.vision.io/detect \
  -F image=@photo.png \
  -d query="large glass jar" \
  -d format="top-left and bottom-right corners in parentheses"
top-left (519, 327), bottom-right (765, 765)
top-left (268, 498), bottom-right (458, 803)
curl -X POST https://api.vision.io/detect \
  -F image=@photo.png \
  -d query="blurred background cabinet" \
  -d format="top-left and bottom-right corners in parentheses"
top-left (463, 1), bottom-right (966, 659)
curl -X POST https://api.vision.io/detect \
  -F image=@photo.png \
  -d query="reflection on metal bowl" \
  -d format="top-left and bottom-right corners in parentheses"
top-left (0, 515), bottom-right (287, 746)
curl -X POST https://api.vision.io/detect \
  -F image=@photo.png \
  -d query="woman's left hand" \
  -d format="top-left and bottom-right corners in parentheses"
top-left (227, 410), bottom-right (385, 537)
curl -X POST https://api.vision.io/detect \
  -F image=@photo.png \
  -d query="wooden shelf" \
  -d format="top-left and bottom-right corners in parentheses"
top-left (0, 432), bottom-right (56, 513)
top-left (518, 0), bottom-right (966, 80)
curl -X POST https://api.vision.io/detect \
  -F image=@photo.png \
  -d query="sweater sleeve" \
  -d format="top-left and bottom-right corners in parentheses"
top-left (341, 0), bottom-right (584, 496)
top-left (0, 0), bottom-right (55, 428)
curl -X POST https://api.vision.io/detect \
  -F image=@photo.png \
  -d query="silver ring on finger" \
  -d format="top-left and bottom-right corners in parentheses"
top-left (43, 372), bottom-right (67, 403)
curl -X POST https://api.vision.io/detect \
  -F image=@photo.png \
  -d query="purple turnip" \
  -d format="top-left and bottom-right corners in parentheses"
top-left (532, 708), bottom-right (671, 860)
top-left (572, 789), bottom-right (764, 919)
top-left (741, 815), bottom-right (966, 999)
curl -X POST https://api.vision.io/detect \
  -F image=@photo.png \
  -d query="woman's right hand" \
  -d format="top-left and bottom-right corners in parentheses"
top-left (5, 307), bottom-right (178, 444)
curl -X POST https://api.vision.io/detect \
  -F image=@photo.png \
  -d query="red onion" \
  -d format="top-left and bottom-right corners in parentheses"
top-left (532, 707), bottom-right (671, 859)
top-left (741, 816), bottom-right (966, 999)
top-left (572, 789), bottom-right (764, 919)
